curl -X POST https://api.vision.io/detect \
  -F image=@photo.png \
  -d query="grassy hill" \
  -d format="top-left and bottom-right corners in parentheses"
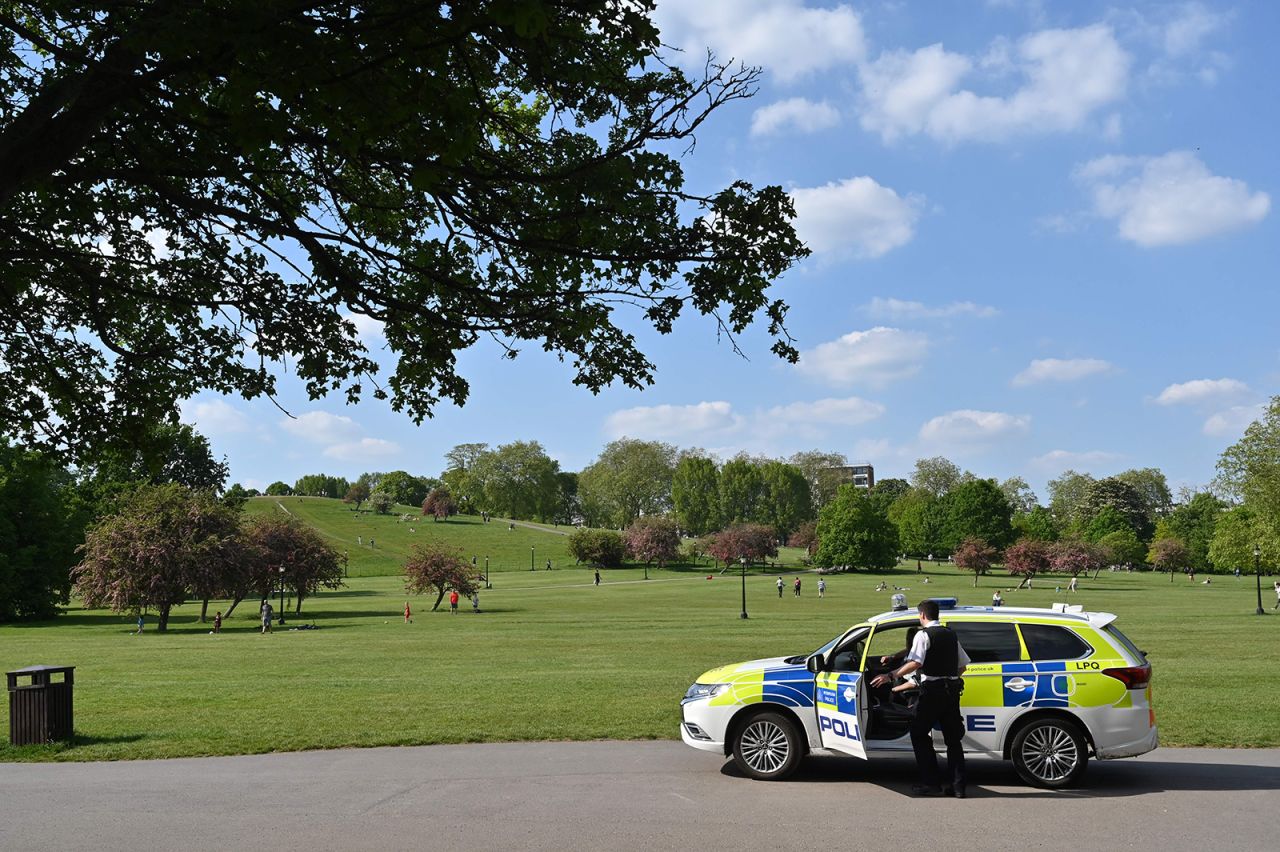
top-left (243, 496), bottom-right (810, 577)
top-left (242, 496), bottom-right (581, 577)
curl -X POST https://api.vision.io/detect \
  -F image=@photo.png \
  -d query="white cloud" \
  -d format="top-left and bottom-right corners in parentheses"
top-left (1012, 358), bottom-right (1113, 386)
top-left (865, 297), bottom-right (998, 320)
top-left (750, 98), bottom-right (839, 137)
top-left (1030, 449), bottom-right (1123, 471)
top-left (604, 396), bottom-right (884, 445)
top-left (279, 411), bottom-right (363, 445)
top-left (654, 1), bottom-right (866, 83)
top-left (605, 401), bottom-right (741, 442)
top-left (919, 410), bottom-right (1030, 445)
top-left (1154, 378), bottom-right (1252, 407)
top-left (790, 178), bottom-right (921, 259)
top-left (1203, 404), bottom-right (1265, 438)
top-left (797, 327), bottom-right (929, 388)
top-left (181, 398), bottom-right (250, 435)
top-left (1076, 151), bottom-right (1269, 246)
top-left (323, 438), bottom-right (402, 462)
top-left (763, 397), bottom-right (886, 428)
top-left (858, 24), bottom-right (1128, 143)
top-left (1161, 3), bottom-right (1231, 57)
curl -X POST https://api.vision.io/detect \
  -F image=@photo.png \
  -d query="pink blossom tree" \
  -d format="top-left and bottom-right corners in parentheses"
top-left (624, 516), bottom-right (680, 567)
top-left (1004, 538), bottom-right (1052, 589)
top-left (404, 540), bottom-right (478, 611)
top-left (705, 523), bottom-right (778, 568)
top-left (73, 484), bottom-right (241, 631)
top-left (953, 537), bottom-right (997, 587)
top-left (1049, 539), bottom-right (1107, 578)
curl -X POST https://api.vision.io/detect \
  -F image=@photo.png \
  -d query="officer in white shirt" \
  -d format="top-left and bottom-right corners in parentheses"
top-left (871, 600), bottom-right (971, 797)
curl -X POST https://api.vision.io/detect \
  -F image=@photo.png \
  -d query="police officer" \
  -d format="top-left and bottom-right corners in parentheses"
top-left (871, 599), bottom-right (970, 797)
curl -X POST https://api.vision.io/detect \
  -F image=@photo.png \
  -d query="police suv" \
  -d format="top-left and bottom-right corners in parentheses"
top-left (680, 599), bottom-right (1156, 788)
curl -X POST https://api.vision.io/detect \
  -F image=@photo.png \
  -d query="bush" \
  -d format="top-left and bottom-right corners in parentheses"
top-left (368, 490), bottom-right (394, 514)
top-left (568, 528), bottom-right (626, 568)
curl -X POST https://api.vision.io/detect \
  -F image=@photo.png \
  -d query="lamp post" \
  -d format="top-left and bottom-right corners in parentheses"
top-left (530, 546), bottom-right (535, 571)
top-left (277, 565), bottom-right (286, 625)
top-left (1255, 544), bottom-right (1265, 616)
top-left (484, 556), bottom-right (491, 589)
top-left (739, 557), bottom-right (748, 620)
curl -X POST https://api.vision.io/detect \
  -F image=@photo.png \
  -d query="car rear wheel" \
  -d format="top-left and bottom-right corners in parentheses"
top-left (1011, 717), bottom-right (1088, 788)
top-left (731, 711), bottom-right (802, 781)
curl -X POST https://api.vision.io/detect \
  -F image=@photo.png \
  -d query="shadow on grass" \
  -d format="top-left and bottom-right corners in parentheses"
top-left (0, 731), bottom-right (147, 762)
top-left (721, 753), bottom-right (1280, 797)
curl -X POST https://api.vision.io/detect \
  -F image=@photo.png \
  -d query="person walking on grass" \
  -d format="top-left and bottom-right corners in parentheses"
top-left (818, 578), bottom-right (826, 599)
top-left (1273, 580), bottom-right (1280, 610)
top-left (404, 601), bottom-right (412, 624)
top-left (793, 577), bottom-right (802, 597)
top-left (260, 600), bottom-right (273, 634)
top-left (472, 591), bottom-right (480, 613)
top-left (213, 611), bottom-right (222, 634)
top-left (135, 614), bottom-right (144, 634)
top-left (594, 569), bottom-right (601, 587)
top-left (1069, 576), bottom-right (1078, 594)
top-left (777, 577), bottom-right (784, 598)
top-left (449, 590), bottom-right (459, 614)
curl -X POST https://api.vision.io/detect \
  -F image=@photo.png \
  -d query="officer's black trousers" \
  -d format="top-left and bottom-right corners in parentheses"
top-left (909, 680), bottom-right (966, 790)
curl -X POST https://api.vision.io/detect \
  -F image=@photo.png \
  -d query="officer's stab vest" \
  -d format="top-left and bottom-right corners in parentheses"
top-left (921, 625), bottom-right (960, 677)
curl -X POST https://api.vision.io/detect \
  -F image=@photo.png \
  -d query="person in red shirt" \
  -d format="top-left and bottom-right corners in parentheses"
top-left (449, 590), bottom-right (459, 614)
top-left (404, 601), bottom-right (412, 624)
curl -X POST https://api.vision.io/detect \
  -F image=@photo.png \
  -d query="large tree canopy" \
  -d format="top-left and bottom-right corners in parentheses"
top-left (0, 1), bottom-right (807, 460)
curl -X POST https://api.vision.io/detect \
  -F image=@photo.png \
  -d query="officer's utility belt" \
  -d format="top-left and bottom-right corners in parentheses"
top-left (920, 678), bottom-right (964, 694)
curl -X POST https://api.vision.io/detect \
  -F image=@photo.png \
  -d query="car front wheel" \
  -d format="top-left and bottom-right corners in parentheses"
top-left (731, 711), bottom-right (802, 781)
top-left (1011, 717), bottom-right (1089, 788)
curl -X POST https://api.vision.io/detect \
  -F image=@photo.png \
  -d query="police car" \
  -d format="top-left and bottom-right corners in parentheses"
top-left (680, 598), bottom-right (1156, 788)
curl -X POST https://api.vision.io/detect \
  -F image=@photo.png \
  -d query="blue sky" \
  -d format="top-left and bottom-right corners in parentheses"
top-left (182, 0), bottom-right (1278, 501)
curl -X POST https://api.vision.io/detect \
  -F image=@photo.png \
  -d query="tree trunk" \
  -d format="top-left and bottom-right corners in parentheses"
top-left (200, 598), bottom-right (209, 623)
top-left (295, 592), bottom-right (304, 615)
top-left (432, 590), bottom-right (445, 611)
top-left (157, 603), bottom-right (172, 632)
top-left (225, 594), bottom-right (244, 618)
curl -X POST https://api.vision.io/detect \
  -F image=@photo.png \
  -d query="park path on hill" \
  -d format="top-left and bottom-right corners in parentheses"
top-left (2, 742), bottom-right (1276, 851)
top-left (506, 519), bottom-right (570, 535)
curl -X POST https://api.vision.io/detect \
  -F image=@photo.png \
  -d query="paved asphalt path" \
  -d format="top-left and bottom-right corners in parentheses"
top-left (3, 742), bottom-right (1277, 851)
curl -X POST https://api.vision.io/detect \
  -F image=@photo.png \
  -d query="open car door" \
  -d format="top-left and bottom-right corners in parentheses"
top-left (814, 668), bottom-right (869, 759)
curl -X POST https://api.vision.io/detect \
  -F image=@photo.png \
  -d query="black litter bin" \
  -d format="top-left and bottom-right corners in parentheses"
top-left (7, 665), bottom-right (75, 746)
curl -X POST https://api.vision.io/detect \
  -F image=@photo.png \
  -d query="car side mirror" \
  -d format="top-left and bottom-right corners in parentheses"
top-left (806, 654), bottom-right (825, 674)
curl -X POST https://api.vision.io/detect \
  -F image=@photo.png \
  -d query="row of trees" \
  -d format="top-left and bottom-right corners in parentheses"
top-left (73, 484), bottom-right (344, 631)
top-left (1, 423), bottom-right (242, 622)
top-left (566, 518), bottom-right (781, 570)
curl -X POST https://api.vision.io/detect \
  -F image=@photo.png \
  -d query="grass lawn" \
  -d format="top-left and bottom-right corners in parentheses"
top-left (2, 502), bottom-right (1276, 761)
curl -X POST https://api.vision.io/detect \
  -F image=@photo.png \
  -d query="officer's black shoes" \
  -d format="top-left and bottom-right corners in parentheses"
top-left (943, 785), bottom-right (967, 799)
top-left (910, 784), bottom-right (945, 797)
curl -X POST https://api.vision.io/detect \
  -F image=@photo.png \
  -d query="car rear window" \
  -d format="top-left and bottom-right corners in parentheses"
top-left (950, 621), bottom-right (1021, 663)
top-left (1103, 624), bottom-right (1147, 663)
top-left (1020, 624), bottom-right (1092, 661)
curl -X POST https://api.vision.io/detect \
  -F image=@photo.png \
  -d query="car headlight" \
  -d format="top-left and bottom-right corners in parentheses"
top-left (683, 682), bottom-right (729, 703)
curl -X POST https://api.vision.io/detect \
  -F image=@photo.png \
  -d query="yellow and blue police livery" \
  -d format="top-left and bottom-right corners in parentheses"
top-left (680, 598), bottom-right (1156, 788)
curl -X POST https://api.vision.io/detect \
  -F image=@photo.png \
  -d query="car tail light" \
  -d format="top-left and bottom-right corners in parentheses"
top-left (1103, 663), bottom-right (1151, 690)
